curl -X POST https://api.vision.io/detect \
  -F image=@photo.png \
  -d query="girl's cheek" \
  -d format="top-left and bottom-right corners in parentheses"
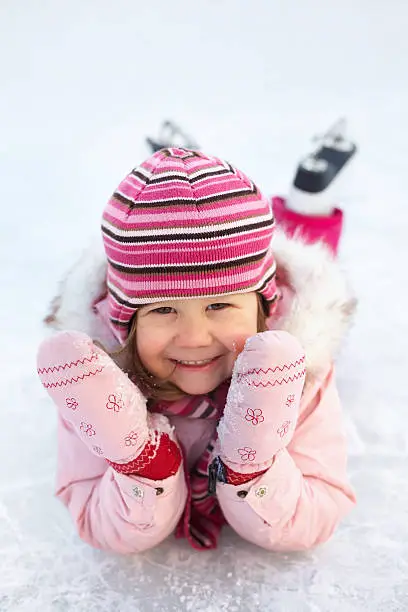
top-left (232, 335), bottom-right (249, 355)
top-left (224, 333), bottom-right (253, 363)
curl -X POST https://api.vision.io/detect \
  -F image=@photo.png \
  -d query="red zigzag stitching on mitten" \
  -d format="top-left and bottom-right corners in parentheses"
top-left (237, 356), bottom-right (305, 380)
top-left (243, 369), bottom-right (306, 387)
top-left (37, 353), bottom-right (99, 374)
top-left (41, 367), bottom-right (105, 388)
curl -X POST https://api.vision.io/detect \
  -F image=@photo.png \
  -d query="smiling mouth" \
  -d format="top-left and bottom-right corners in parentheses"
top-left (170, 356), bottom-right (221, 367)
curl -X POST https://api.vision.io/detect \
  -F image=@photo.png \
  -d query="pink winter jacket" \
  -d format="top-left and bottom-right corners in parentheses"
top-left (46, 229), bottom-right (357, 554)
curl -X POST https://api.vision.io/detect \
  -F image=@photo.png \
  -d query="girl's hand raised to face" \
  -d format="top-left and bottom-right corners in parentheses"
top-left (37, 331), bottom-right (181, 478)
top-left (218, 330), bottom-right (306, 470)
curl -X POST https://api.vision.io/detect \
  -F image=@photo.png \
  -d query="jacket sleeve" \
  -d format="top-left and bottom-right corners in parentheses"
top-left (55, 416), bottom-right (187, 554)
top-left (215, 366), bottom-right (356, 551)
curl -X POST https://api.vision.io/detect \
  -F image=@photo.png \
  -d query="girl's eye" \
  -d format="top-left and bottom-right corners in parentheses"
top-left (207, 303), bottom-right (230, 311)
top-left (150, 306), bottom-right (175, 315)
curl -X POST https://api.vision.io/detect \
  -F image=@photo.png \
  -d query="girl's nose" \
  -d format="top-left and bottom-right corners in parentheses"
top-left (174, 316), bottom-right (213, 347)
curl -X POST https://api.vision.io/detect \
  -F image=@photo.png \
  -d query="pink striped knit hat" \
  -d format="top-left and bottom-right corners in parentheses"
top-left (101, 147), bottom-right (278, 343)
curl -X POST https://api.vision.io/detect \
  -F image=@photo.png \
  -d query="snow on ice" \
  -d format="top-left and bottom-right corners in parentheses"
top-left (1, 1), bottom-right (407, 610)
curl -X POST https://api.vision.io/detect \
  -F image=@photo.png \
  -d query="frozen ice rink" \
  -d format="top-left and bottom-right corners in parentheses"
top-left (1, 1), bottom-right (407, 609)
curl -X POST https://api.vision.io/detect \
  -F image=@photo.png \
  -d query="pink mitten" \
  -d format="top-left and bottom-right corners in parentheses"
top-left (217, 330), bottom-right (306, 475)
top-left (37, 331), bottom-right (181, 478)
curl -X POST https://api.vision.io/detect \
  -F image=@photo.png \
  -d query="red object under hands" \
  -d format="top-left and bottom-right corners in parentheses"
top-left (107, 431), bottom-right (265, 484)
top-left (107, 433), bottom-right (182, 480)
top-left (223, 462), bottom-right (267, 485)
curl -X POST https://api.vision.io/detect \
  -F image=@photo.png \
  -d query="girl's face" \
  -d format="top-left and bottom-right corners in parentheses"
top-left (136, 292), bottom-right (259, 395)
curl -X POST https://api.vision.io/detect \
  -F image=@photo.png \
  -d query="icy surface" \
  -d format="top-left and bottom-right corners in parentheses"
top-left (1, 1), bottom-right (408, 610)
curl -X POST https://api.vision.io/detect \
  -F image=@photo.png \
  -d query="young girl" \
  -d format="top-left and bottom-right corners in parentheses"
top-left (37, 147), bottom-right (356, 554)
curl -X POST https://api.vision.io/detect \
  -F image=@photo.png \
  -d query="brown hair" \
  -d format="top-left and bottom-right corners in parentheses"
top-left (111, 294), bottom-right (270, 402)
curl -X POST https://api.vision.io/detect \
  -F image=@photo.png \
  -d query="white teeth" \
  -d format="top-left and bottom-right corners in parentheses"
top-left (177, 358), bottom-right (214, 365)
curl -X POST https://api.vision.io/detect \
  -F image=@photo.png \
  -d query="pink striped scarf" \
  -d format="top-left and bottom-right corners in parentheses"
top-left (149, 381), bottom-right (230, 550)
